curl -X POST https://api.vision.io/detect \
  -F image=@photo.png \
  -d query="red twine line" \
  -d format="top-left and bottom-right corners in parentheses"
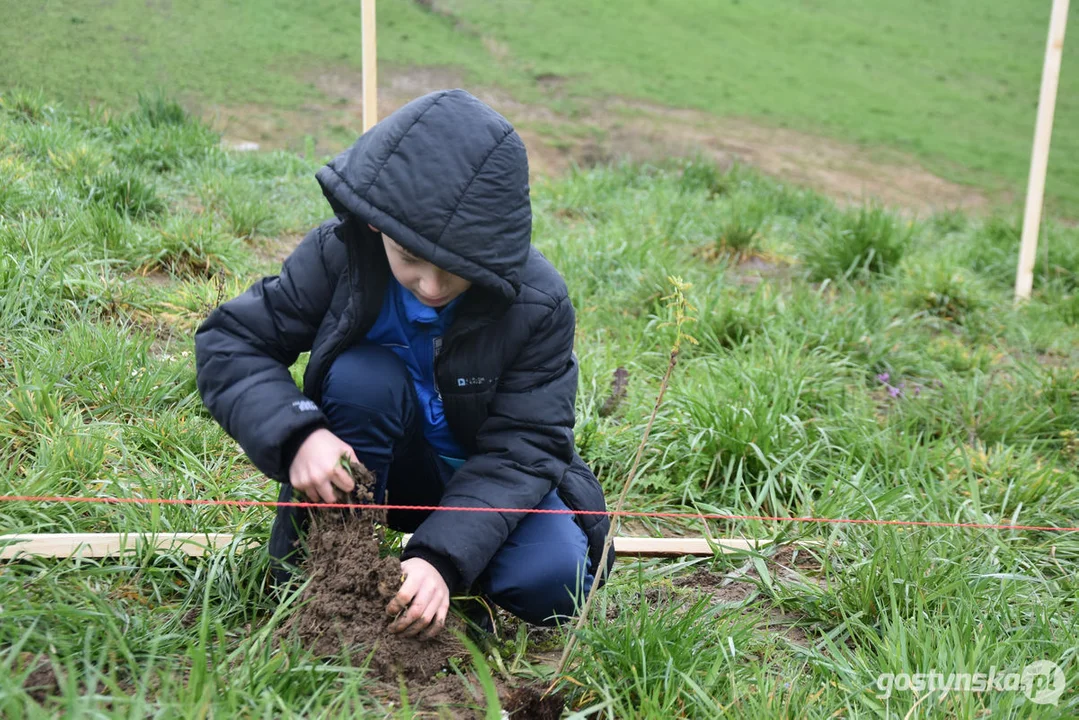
top-left (0, 495), bottom-right (1077, 534)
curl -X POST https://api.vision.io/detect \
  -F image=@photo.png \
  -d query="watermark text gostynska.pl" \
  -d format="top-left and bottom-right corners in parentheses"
top-left (877, 661), bottom-right (1066, 706)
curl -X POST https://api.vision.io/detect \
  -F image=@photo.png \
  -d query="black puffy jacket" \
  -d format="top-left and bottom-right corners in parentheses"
top-left (195, 89), bottom-right (611, 591)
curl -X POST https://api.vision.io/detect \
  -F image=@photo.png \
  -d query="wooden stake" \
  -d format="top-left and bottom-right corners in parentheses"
top-left (361, 0), bottom-right (378, 132)
top-left (0, 533), bottom-right (767, 560)
top-left (1015, 0), bottom-right (1070, 301)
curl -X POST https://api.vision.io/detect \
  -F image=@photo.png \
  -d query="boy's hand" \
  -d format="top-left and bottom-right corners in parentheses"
top-left (288, 428), bottom-right (358, 503)
top-left (386, 558), bottom-right (449, 638)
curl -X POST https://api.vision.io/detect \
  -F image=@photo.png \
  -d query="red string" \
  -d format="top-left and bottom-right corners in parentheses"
top-left (0, 495), bottom-right (1077, 533)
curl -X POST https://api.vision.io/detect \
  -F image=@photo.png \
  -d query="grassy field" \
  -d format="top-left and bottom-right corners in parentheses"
top-left (2, 92), bottom-right (1078, 717)
top-left (1, 0), bottom-right (1077, 214)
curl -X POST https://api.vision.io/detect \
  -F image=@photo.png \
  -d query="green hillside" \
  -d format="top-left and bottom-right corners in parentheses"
top-left (1, 0), bottom-right (1076, 213)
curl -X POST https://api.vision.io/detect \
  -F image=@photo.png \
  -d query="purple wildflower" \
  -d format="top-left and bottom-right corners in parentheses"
top-left (876, 373), bottom-right (890, 384)
top-left (888, 385), bottom-right (902, 398)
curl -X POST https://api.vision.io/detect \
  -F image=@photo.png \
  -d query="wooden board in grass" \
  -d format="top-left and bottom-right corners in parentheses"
top-left (0, 533), bottom-right (770, 559)
top-left (0, 533), bottom-right (254, 560)
top-left (610, 536), bottom-right (769, 557)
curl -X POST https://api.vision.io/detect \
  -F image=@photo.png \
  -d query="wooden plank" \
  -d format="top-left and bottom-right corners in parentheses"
top-left (397, 533), bottom-right (766, 557)
top-left (1, 533), bottom-right (768, 559)
top-left (361, 0), bottom-right (378, 132)
top-left (0, 533), bottom-right (242, 560)
top-left (612, 536), bottom-right (768, 557)
top-left (1015, 0), bottom-right (1070, 301)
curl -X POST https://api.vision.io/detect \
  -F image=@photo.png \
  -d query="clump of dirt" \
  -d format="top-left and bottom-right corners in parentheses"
top-left (280, 461), bottom-right (466, 682)
top-left (504, 683), bottom-right (565, 719)
top-left (181, 606), bottom-right (201, 628)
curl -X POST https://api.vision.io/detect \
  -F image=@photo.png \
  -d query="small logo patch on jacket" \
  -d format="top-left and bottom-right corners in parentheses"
top-left (456, 376), bottom-right (491, 387)
top-left (291, 400), bottom-right (319, 413)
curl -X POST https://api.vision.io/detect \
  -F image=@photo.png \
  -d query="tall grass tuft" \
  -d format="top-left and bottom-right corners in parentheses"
top-left (801, 205), bottom-right (913, 280)
top-left (135, 91), bottom-right (190, 128)
top-left (716, 211), bottom-right (761, 257)
top-left (899, 259), bottom-right (987, 325)
top-left (572, 592), bottom-right (754, 717)
top-left (136, 212), bottom-right (245, 277)
top-left (678, 158), bottom-right (730, 198)
top-left (84, 167), bottom-right (166, 219)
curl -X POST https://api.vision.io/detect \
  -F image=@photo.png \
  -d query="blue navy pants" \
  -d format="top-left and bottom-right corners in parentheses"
top-left (269, 344), bottom-right (594, 626)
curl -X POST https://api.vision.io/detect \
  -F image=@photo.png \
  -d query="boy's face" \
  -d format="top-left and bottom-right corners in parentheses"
top-left (374, 226), bottom-right (472, 308)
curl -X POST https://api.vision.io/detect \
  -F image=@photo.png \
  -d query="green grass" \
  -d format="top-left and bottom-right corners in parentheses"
top-left (1, 1), bottom-right (1078, 215)
top-left (0, 2), bottom-right (501, 109)
top-left (2, 99), bottom-right (1079, 716)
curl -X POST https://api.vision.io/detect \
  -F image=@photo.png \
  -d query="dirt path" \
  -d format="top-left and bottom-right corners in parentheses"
top-left (211, 65), bottom-right (990, 216)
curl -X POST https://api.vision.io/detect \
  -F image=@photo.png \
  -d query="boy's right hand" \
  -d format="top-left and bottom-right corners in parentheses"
top-left (288, 428), bottom-right (359, 503)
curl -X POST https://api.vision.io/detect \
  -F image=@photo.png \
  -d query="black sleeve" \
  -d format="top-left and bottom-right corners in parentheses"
top-left (194, 222), bottom-right (340, 482)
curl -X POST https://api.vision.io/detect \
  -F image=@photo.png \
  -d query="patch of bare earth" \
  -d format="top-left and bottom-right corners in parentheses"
top-left (21, 658), bottom-right (61, 705)
top-left (590, 98), bottom-right (989, 214)
top-left (19, 654), bottom-right (115, 706)
top-left (208, 64), bottom-right (988, 216)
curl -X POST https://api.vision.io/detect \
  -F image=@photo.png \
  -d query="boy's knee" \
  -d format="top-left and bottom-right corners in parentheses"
top-left (322, 345), bottom-right (414, 431)
top-left (485, 546), bottom-right (592, 626)
top-left (323, 344), bottom-right (410, 401)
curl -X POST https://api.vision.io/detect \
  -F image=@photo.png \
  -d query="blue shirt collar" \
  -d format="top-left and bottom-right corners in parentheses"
top-left (394, 278), bottom-right (463, 327)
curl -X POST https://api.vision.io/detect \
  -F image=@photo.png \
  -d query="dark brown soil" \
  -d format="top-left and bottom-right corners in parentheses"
top-left (23, 660), bottom-right (60, 704)
top-left (404, 674), bottom-right (476, 715)
top-left (504, 683), bottom-right (565, 719)
top-left (20, 656), bottom-right (112, 705)
top-left (280, 462), bottom-right (466, 683)
top-left (276, 461), bottom-right (574, 717)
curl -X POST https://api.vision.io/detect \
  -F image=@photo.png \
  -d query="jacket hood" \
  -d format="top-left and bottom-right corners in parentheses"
top-left (315, 89), bottom-right (532, 302)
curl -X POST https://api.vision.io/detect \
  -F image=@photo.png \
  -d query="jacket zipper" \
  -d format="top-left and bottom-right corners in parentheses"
top-left (432, 333), bottom-right (444, 401)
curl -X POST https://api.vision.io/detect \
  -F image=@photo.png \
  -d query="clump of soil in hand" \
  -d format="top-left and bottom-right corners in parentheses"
top-left (281, 460), bottom-right (465, 682)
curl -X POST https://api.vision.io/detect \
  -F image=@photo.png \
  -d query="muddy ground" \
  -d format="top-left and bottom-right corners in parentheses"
top-left (278, 462), bottom-right (470, 702)
top-left (281, 507), bottom-right (467, 682)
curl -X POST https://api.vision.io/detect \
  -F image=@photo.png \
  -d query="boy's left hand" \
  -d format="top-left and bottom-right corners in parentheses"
top-left (386, 557), bottom-right (449, 638)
